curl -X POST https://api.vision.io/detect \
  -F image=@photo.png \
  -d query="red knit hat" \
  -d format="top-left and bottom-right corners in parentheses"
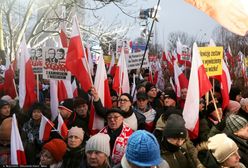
top-left (43, 139), bottom-right (67, 162)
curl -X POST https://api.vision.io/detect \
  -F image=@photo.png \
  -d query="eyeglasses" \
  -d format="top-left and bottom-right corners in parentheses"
top-left (107, 115), bottom-right (122, 120)
top-left (118, 99), bottom-right (129, 103)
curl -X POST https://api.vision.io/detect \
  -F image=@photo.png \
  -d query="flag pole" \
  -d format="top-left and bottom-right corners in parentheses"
top-left (139, 0), bottom-right (161, 74)
top-left (36, 74), bottom-right (39, 102)
top-left (209, 89), bottom-right (221, 122)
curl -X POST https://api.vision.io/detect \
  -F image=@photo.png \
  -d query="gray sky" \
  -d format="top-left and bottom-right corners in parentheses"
top-left (89, 0), bottom-right (219, 46)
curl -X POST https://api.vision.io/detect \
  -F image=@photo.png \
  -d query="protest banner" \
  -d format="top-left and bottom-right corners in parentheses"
top-left (199, 46), bottom-right (223, 76)
top-left (43, 47), bottom-right (71, 80)
top-left (127, 51), bottom-right (149, 70)
top-left (29, 48), bottom-right (43, 74)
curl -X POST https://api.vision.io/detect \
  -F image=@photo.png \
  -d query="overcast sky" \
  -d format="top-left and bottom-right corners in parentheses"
top-left (88, 0), bottom-right (220, 46)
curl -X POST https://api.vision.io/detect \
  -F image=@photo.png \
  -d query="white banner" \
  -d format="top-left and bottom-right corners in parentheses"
top-left (127, 52), bottom-right (149, 70)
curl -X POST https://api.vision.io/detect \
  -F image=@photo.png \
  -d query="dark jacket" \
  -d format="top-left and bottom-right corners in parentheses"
top-left (61, 145), bottom-right (85, 168)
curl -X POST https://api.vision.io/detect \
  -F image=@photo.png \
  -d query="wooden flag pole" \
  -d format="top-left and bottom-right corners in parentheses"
top-left (209, 89), bottom-right (221, 122)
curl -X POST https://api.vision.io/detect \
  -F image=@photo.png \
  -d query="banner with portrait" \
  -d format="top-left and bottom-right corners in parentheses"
top-left (42, 47), bottom-right (71, 80)
top-left (29, 48), bottom-right (43, 74)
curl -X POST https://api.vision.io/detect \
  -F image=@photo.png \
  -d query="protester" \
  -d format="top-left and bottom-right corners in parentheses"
top-left (238, 98), bottom-right (248, 121)
top-left (22, 102), bottom-right (49, 164)
top-left (160, 114), bottom-right (203, 168)
top-left (114, 130), bottom-right (169, 168)
top-left (229, 86), bottom-right (242, 102)
top-left (197, 133), bottom-right (246, 168)
top-left (179, 87), bottom-right (187, 109)
top-left (146, 82), bottom-right (163, 110)
top-left (0, 117), bottom-right (12, 165)
top-left (133, 92), bottom-right (157, 132)
top-left (0, 100), bottom-right (11, 125)
top-left (224, 114), bottom-right (248, 166)
top-left (83, 133), bottom-right (112, 168)
top-left (100, 108), bottom-right (133, 165)
top-left (91, 87), bottom-right (145, 131)
top-left (61, 126), bottom-right (85, 168)
top-left (226, 100), bottom-right (241, 116)
top-left (40, 138), bottom-right (67, 167)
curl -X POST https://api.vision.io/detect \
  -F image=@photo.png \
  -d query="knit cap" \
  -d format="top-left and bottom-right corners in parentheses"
top-left (208, 133), bottom-right (238, 163)
top-left (68, 126), bottom-right (84, 140)
top-left (226, 114), bottom-right (247, 133)
top-left (43, 138), bottom-right (67, 162)
top-left (164, 89), bottom-right (177, 102)
top-left (58, 98), bottom-right (74, 113)
top-left (85, 133), bottom-right (110, 157)
top-left (145, 82), bottom-right (156, 93)
top-left (163, 114), bottom-right (187, 139)
top-left (0, 117), bottom-right (12, 141)
top-left (120, 93), bottom-right (133, 103)
top-left (125, 130), bottom-right (162, 167)
top-left (227, 101), bottom-right (241, 114)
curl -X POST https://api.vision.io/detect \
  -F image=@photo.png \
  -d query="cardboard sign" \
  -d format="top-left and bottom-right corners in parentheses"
top-left (199, 46), bottom-right (223, 76)
top-left (30, 48), bottom-right (43, 74)
top-left (42, 47), bottom-right (71, 80)
top-left (127, 52), bottom-right (149, 70)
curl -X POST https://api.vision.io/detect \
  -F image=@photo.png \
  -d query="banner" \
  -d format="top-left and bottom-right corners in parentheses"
top-left (127, 52), bottom-right (149, 70)
top-left (30, 48), bottom-right (43, 74)
top-left (199, 46), bottom-right (223, 76)
top-left (43, 47), bottom-right (71, 80)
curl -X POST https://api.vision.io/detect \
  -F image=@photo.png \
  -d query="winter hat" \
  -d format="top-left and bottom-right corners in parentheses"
top-left (136, 92), bottom-right (148, 100)
top-left (205, 102), bottom-right (222, 116)
top-left (85, 133), bottom-right (110, 157)
top-left (120, 93), bottom-right (133, 103)
top-left (68, 126), bottom-right (84, 140)
top-left (106, 108), bottom-right (125, 118)
top-left (58, 98), bottom-right (74, 113)
top-left (226, 114), bottom-right (248, 133)
top-left (229, 87), bottom-right (241, 101)
top-left (0, 117), bottom-right (12, 141)
top-left (163, 114), bottom-right (187, 139)
top-left (240, 98), bottom-right (248, 108)
top-left (73, 97), bottom-right (88, 108)
top-left (145, 82), bottom-right (156, 93)
top-left (43, 138), bottom-right (67, 162)
top-left (227, 101), bottom-right (241, 114)
top-left (0, 99), bottom-right (10, 109)
top-left (164, 89), bottom-right (177, 102)
top-left (125, 130), bottom-right (162, 167)
top-left (162, 107), bottom-right (182, 121)
top-left (208, 133), bottom-right (238, 163)
top-left (1, 95), bottom-right (16, 106)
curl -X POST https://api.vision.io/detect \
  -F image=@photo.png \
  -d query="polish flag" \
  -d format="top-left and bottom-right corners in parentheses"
top-left (39, 115), bottom-right (54, 141)
top-left (66, 15), bottom-right (92, 92)
top-left (174, 62), bottom-right (189, 98)
top-left (72, 78), bottom-right (78, 97)
top-left (18, 37), bottom-right (37, 110)
top-left (57, 113), bottom-right (68, 138)
top-left (85, 44), bottom-right (94, 76)
top-left (89, 55), bottom-right (112, 134)
top-left (50, 79), bottom-right (73, 121)
top-left (112, 47), bottom-right (130, 95)
top-left (185, 0), bottom-right (248, 36)
top-left (108, 52), bottom-right (116, 75)
top-left (183, 43), bottom-right (212, 139)
top-left (60, 23), bottom-right (68, 48)
top-left (4, 64), bottom-right (17, 99)
top-left (169, 77), bottom-right (176, 92)
top-left (11, 114), bottom-right (26, 165)
top-left (210, 39), bottom-right (232, 110)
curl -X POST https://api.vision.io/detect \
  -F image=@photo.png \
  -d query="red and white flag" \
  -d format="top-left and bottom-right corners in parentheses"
top-left (11, 114), bottom-right (26, 165)
top-left (57, 113), bottom-right (68, 138)
top-left (112, 47), bottom-right (130, 95)
top-left (108, 52), bottom-right (116, 75)
top-left (66, 15), bottom-right (92, 92)
top-left (50, 79), bottom-right (74, 120)
top-left (4, 63), bottom-right (17, 99)
top-left (72, 78), bottom-right (78, 97)
top-left (185, 0), bottom-right (248, 36)
top-left (183, 43), bottom-right (212, 139)
top-left (173, 62), bottom-right (189, 98)
top-left (89, 55), bottom-right (112, 134)
top-left (59, 22), bottom-right (68, 48)
top-left (86, 43), bottom-right (94, 76)
top-left (39, 115), bottom-right (54, 141)
top-left (18, 37), bottom-right (37, 109)
top-left (210, 39), bottom-right (232, 110)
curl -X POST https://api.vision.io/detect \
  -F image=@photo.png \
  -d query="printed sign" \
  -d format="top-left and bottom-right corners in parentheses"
top-left (43, 47), bottom-right (71, 80)
top-left (199, 46), bottom-right (223, 76)
top-left (127, 52), bottom-right (149, 70)
top-left (30, 48), bottom-right (43, 74)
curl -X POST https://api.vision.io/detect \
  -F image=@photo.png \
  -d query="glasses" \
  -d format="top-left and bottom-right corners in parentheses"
top-left (118, 99), bottom-right (129, 103)
top-left (107, 115), bottom-right (122, 120)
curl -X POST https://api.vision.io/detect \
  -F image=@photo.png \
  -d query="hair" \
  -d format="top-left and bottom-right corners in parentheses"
top-left (28, 102), bottom-right (50, 119)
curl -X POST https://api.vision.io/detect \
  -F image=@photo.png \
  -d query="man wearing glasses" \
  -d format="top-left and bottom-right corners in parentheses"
top-left (100, 108), bottom-right (133, 165)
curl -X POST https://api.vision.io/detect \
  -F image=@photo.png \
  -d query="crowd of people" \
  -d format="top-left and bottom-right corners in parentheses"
top-left (0, 71), bottom-right (247, 168)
